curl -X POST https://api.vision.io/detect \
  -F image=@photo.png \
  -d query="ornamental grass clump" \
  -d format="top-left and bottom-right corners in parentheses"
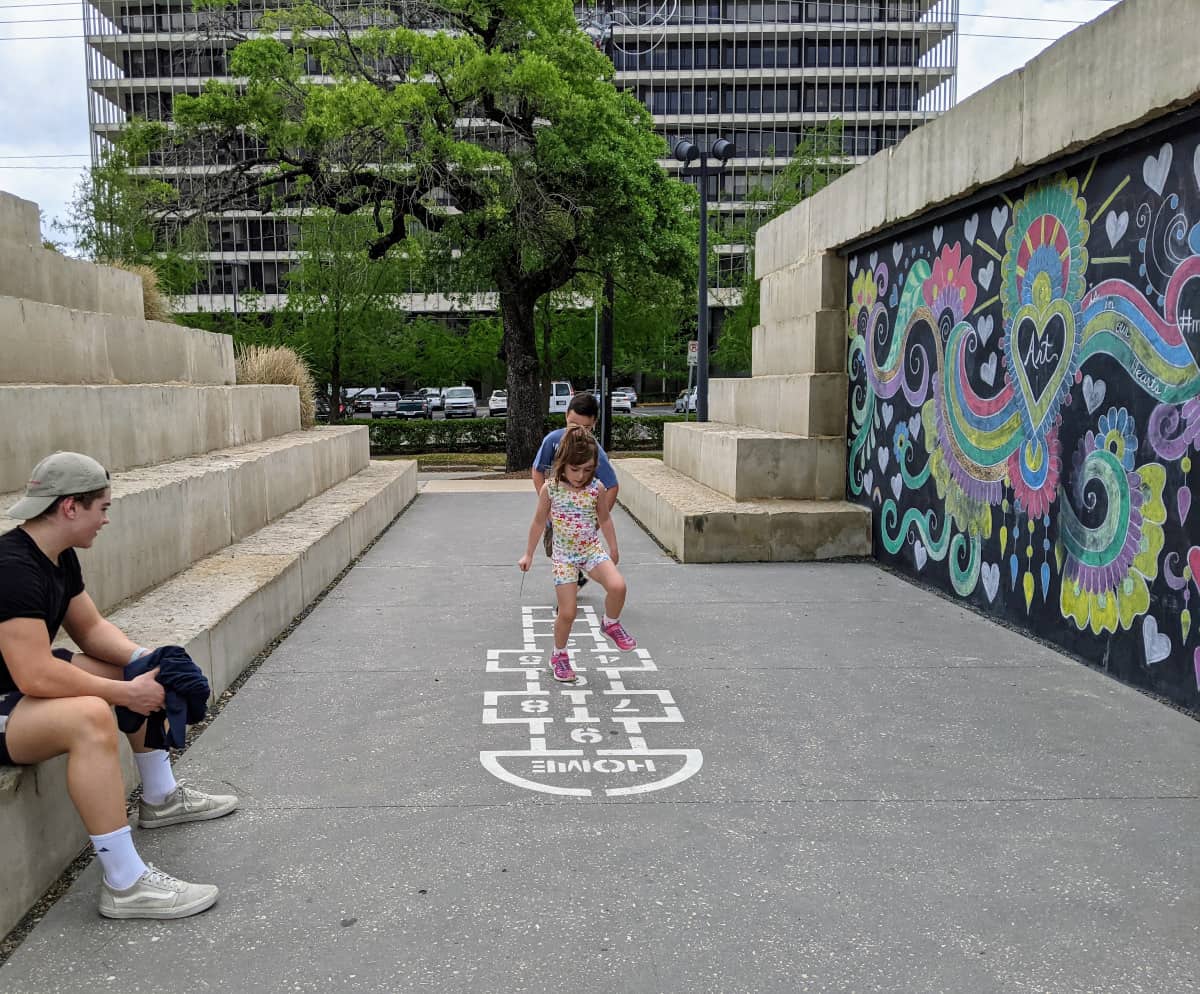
top-left (235, 344), bottom-right (318, 429)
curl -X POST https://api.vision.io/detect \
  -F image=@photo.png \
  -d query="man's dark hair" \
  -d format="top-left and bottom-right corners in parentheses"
top-left (33, 486), bottom-right (110, 523)
top-left (567, 392), bottom-right (599, 419)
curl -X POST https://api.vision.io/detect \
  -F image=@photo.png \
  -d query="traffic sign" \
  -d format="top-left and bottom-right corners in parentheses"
top-left (687, 340), bottom-right (698, 366)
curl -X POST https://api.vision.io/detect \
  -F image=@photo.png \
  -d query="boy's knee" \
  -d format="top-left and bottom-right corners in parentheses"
top-left (75, 697), bottom-right (119, 745)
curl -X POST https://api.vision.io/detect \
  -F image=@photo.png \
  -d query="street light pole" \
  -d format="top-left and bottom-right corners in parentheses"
top-left (673, 136), bottom-right (733, 424)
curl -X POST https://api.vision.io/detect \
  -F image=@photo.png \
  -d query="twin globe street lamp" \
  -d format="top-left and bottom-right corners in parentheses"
top-left (672, 136), bottom-right (734, 422)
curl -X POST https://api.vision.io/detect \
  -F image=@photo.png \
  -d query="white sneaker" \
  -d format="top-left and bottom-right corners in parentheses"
top-left (99, 865), bottom-right (218, 920)
top-left (138, 784), bottom-right (238, 829)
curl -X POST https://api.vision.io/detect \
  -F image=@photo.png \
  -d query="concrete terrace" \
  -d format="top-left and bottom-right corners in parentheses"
top-left (1, 481), bottom-right (1196, 994)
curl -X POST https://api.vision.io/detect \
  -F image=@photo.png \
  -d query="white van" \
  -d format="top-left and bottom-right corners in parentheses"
top-left (548, 380), bottom-right (573, 414)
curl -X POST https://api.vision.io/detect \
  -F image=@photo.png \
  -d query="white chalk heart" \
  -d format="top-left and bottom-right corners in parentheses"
top-left (892, 242), bottom-right (903, 265)
top-left (932, 225), bottom-right (944, 249)
top-left (1105, 210), bottom-right (1129, 248)
top-left (862, 469), bottom-right (874, 496)
top-left (881, 402), bottom-right (894, 428)
top-left (1143, 143), bottom-right (1173, 196)
top-left (991, 205), bottom-right (1009, 239)
top-left (1142, 615), bottom-right (1171, 664)
top-left (981, 562), bottom-right (1000, 603)
top-left (980, 353), bottom-right (998, 387)
top-left (849, 257), bottom-right (858, 276)
top-left (913, 540), bottom-right (928, 571)
top-left (964, 213), bottom-right (979, 245)
top-left (890, 473), bottom-right (902, 500)
top-left (878, 446), bottom-right (890, 472)
top-left (1082, 374), bottom-right (1106, 414)
top-left (869, 251), bottom-right (878, 270)
top-left (977, 313), bottom-right (995, 345)
top-left (978, 259), bottom-right (995, 292)
top-left (908, 414), bottom-right (921, 440)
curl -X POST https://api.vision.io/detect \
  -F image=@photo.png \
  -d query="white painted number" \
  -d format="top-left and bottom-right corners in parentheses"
top-left (571, 728), bottom-right (604, 744)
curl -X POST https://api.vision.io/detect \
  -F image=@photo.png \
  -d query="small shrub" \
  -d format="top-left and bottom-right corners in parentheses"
top-left (106, 260), bottom-right (173, 323)
top-left (235, 344), bottom-right (317, 429)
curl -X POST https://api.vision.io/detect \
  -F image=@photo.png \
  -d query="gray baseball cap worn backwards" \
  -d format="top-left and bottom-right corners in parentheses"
top-left (7, 452), bottom-right (110, 520)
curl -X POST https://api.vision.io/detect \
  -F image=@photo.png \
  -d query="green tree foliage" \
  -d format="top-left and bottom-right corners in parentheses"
top-left (170, 0), bottom-right (696, 468)
top-left (58, 121), bottom-right (205, 298)
top-left (713, 125), bottom-right (845, 375)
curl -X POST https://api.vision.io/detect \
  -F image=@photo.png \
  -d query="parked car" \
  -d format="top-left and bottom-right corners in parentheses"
top-left (370, 392), bottom-right (402, 418)
top-left (617, 386), bottom-right (638, 407)
top-left (351, 388), bottom-right (378, 413)
top-left (488, 390), bottom-right (508, 416)
top-left (393, 393), bottom-right (432, 420)
top-left (443, 385), bottom-right (478, 418)
top-left (548, 380), bottom-right (573, 414)
top-left (419, 387), bottom-right (444, 411)
top-left (674, 386), bottom-right (697, 413)
top-left (316, 393), bottom-right (349, 422)
top-left (610, 389), bottom-right (634, 414)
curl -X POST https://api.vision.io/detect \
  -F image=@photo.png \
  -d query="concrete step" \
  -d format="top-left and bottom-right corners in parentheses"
top-left (0, 192), bottom-right (41, 247)
top-left (758, 253), bottom-right (846, 326)
top-left (709, 372), bottom-right (847, 436)
top-left (664, 421), bottom-right (846, 501)
top-left (0, 294), bottom-right (234, 386)
top-left (0, 426), bottom-right (370, 616)
top-left (751, 310), bottom-right (846, 376)
top-left (614, 457), bottom-right (871, 563)
top-left (0, 459), bottom-right (418, 938)
top-left (0, 242), bottom-right (144, 320)
top-left (0, 384), bottom-right (300, 493)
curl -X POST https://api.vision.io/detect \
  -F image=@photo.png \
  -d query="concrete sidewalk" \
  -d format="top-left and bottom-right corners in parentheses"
top-left (1, 484), bottom-right (1197, 994)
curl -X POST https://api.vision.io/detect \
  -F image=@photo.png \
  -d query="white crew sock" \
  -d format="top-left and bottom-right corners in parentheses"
top-left (603, 615), bottom-right (618, 626)
top-left (134, 749), bottom-right (177, 805)
top-left (91, 826), bottom-right (148, 890)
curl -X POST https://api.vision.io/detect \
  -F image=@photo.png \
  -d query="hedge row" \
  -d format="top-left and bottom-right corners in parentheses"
top-left (366, 414), bottom-right (690, 454)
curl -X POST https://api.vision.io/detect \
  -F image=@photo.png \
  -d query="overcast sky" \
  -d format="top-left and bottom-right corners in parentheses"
top-left (0, 0), bottom-right (1121, 246)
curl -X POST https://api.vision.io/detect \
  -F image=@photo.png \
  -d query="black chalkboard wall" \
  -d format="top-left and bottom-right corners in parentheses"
top-left (845, 117), bottom-right (1200, 711)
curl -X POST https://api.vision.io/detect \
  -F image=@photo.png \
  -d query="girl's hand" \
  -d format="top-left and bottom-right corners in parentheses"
top-left (610, 548), bottom-right (620, 566)
top-left (518, 554), bottom-right (532, 572)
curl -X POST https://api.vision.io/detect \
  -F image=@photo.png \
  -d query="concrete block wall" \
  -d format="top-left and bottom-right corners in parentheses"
top-left (0, 188), bottom-right (418, 936)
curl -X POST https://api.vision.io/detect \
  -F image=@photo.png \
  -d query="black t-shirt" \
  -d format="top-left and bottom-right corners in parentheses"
top-left (0, 528), bottom-right (85, 694)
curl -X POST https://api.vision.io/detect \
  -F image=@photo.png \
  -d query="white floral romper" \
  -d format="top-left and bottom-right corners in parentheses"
top-left (548, 478), bottom-right (610, 585)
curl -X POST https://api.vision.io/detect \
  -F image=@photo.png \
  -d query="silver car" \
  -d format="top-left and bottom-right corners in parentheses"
top-left (443, 386), bottom-right (477, 419)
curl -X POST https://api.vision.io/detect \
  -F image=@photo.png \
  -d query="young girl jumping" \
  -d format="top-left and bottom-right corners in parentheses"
top-left (518, 425), bottom-right (636, 682)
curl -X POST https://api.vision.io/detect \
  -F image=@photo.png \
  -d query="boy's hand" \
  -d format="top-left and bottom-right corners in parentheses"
top-left (518, 554), bottom-right (532, 572)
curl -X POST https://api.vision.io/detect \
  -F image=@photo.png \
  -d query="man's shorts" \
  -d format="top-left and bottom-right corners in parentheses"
top-left (0, 648), bottom-right (76, 766)
top-left (552, 548), bottom-right (610, 586)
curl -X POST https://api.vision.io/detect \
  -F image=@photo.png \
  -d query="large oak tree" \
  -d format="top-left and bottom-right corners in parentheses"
top-left (171, 0), bottom-right (696, 467)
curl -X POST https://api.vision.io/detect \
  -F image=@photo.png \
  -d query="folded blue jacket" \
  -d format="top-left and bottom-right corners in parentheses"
top-left (115, 645), bottom-right (210, 749)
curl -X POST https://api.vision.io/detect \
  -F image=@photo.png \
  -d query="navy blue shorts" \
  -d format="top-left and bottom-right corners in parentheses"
top-left (0, 648), bottom-right (75, 766)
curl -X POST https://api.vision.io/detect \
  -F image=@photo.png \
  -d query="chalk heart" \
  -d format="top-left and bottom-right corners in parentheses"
top-left (1007, 300), bottom-right (1077, 435)
top-left (978, 259), bottom-right (995, 292)
top-left (862, 469), bottom-right (874, 495)
top-left (991, 205), bottom-right (1009, 239)
top-left (1105, 209), bottom-right (1129, 248)
top-left (1143, 142), bottom-right (1173, 196)
top-left (907, 413), bottom-right (921, 440)
top-left (1082, 374), bottom-right (1106, 415)
top-left (1179, 486), bottom-right (1192, 526)
top-left (869, 250), bottom-right (879, 270)
top-left (980, 353), bottom-right (998, 387)
top-left (981, 561), bottom-right (1000, 603)
top-left (913, 540), bottom-right (928, 571)
top-left (878, 445), bottom-right (890, 472)
top-left (1188, 546), bottom-right (1200, 594)
top-left (849, 257), bottom-right (858, 276)
top-left (890, 473), bottom-right (902, 500)
top-left (976, 313), bottom-right (995, 346)
top-left (892, 241), bottom-right (903, 265)
top-left (881, 401), bottom-right (894, 427)
top-left (964, 213), bottom-right (980, 245)
top-left (1142, 615), bottom-right (1171, 665)
top-left (932, 225), bottom-right (944, 249)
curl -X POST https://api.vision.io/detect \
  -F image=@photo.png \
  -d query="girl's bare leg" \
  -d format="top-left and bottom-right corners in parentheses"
top-left (587, 560), bottom-right (627, 619)
top-left (554, 581), bottom-right (578, 648)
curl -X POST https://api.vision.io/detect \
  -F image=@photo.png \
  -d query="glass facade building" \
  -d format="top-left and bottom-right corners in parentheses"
top-left (82, 0), bottom-right (958, 312)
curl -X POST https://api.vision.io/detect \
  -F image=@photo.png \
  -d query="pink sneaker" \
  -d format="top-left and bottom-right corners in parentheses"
top-left (550, 650), bottom-right (577, 682)
top-left (600, 619), bottom-right (637, 651)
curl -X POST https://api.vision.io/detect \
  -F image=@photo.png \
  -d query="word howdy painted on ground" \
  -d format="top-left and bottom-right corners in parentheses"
top-left (479, 605), bottom-right (702, 797)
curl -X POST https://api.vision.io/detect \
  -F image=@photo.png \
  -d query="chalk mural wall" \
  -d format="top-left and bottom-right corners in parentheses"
top-left (846, 118), bottom-right (1200, 710)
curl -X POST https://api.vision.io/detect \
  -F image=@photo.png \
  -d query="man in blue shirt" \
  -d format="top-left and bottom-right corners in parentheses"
top-left (531, 393), bottom-right (619, 589)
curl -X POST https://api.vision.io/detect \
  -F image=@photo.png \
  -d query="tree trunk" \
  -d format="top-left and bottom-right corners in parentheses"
top-left (539, 299), bottom-right (553, 417)
top-left (501, 289), bottom-right (542, 472)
